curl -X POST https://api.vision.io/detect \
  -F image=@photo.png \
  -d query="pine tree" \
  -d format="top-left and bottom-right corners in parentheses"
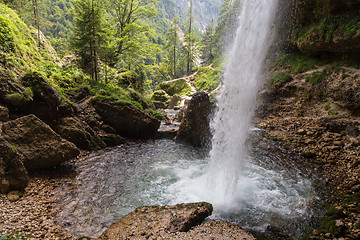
top-left (200, 20), bottom-right (215, 65)
top-left (165, 18), bottom-right (180, 78)
top-left (71, 0), bottom-right (108, 82)
top-left (182, 0), bottom-right (199, 74)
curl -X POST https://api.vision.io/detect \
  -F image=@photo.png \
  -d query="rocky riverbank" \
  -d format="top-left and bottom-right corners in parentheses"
top-left (256, 64), bottom-right (360, 239)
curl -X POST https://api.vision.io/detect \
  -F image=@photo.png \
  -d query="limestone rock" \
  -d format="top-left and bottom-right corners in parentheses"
top-left (177, 92), bottom-right (214, 147)
top-left (92, 100), bottom-right (160, 139)
top-left (168, 95), bottom-right (181, 109)
top-left (98, 202), bottom-right (213, 240)
top-left (55, 117), bottom-right (106, 150)
top-left (0, 137), bottom-right (29, 194)
top-left (1, 114), bottom-right (79, 170)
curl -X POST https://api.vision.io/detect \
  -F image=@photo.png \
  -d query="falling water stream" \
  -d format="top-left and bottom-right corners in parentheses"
top-left (57, 0), bottom-right (323, 239)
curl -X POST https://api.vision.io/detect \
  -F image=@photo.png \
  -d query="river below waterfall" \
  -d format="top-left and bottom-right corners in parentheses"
top-left (56, 129), bottom-right (324, 239)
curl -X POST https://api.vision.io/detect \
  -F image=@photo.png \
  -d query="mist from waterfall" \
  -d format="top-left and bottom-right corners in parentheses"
top-left (206, 0), bottom-right (280, 208)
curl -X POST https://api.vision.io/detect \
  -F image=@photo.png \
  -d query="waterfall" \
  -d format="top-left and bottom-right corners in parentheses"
top-left (206, 0), bottom-right (279, 208)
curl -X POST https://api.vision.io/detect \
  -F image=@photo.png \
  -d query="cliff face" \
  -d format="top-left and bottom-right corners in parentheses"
top-left (283, 0), bottom-right (360, 53)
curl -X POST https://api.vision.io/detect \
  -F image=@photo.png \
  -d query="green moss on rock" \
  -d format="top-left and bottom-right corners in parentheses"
top-left (159, 79), bottom-right (191, 96)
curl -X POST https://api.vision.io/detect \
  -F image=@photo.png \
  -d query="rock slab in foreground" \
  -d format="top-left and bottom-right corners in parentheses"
top-left (92, 100), bottom-right (160, 139)
top-left (98, 202), bottom-right (213, 240)
top-left (1, 114), bottom-right (79, 170)
top-left (159, 220), bottom-right (256, 240)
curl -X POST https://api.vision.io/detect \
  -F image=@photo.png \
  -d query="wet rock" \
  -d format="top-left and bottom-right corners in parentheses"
top-left (0, 105), bottom-right (9, 122)
top-left (98, 133), bottom-right (126, 147)
top-left (55, 117), bottom-right (106, 150)
top-left (92, 100), bottom-right (160, 139)
top-left (98, 202), bottom-right (213, 240)
top-left (1, 114), bottom-right (79, 170)
top-left (0, 138), bottom-right (29, 194)
top-left (168, 95), bottom-right (181, 109)
top-left (177, 92), bottom-right (214, 148)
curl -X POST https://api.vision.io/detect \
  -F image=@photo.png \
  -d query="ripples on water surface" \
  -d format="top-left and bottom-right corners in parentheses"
top-left (57, 131), bottom-right (322, 238)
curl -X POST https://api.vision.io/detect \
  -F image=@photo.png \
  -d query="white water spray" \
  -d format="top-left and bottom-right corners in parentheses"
top-left (206, 0), bottom-right (279, 208)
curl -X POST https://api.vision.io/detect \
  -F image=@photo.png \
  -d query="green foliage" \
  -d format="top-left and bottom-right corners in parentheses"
top-left (212, 0), bottom-right (241, 59)
top-left (164, 18), bottom-right (181, 78)
top-left (306, 70), bottom-right (328, 85)
top-left (71, 0), bottom-right (109, 81)
top-left (270, 71), bottom-right (292, 86)
top-left (148, 109), bottom-right (165, 120)
top-left (200, 20), bottom-right (215, 64)
top-left (84, 81), bottom-right (154, 110)
top-left (192, 66), bottom-right (222, 91)
top-left (0, 15), bottom-right (14, 52)
top-left (158, 78), bottom-right (191, 96)
top-left (276, 53), bottom-right (317, 73)
top-left (293, 14), bottom-right (360, 47)
top-left (0, 230), bottom-right (30, 240)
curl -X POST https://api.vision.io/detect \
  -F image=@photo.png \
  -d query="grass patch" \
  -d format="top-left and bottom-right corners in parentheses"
top-left (270, 71), bottom-right (292, 86)
top-left (276, 53), bottom-right (318, 73)
top-left (306, 70), bottom-right (328, 85)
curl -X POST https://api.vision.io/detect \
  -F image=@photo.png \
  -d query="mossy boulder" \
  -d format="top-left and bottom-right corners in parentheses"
top-left (159, 79), bottom-right (191, 96)
top-left (92, 99), bottom-right (160, 139)
top-left (151, 90), bottom-right (170, 103)
top-left (117, 70), bottom-right (144, 92)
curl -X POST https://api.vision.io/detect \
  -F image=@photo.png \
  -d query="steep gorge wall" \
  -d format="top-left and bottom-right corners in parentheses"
top-left (278, 0), bottom-right (360, 54)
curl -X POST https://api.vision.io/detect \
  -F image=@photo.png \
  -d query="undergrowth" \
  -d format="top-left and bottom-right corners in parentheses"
top-left (270, 71), bottom-right (292, 86)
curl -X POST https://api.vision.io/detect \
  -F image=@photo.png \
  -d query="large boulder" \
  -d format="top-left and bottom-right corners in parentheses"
top-left (151, 90), bottom-right (170, 103)
top-left (0, 137), bottom-right (29, 194)
top-left (98, 202), bottom-right (213, 240)
top-left (1, 114), bottom-right (79, 170)
top-left (92, 100), bottom-right (160, 139)
top-left (21, 71), bottom-right (76, 121)
top-left (55, 117), bottom-right (106, 150)
top-left (159, 79), bottom-right (191, 96)
top-left (177, 92), bottom-right (214, 147)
